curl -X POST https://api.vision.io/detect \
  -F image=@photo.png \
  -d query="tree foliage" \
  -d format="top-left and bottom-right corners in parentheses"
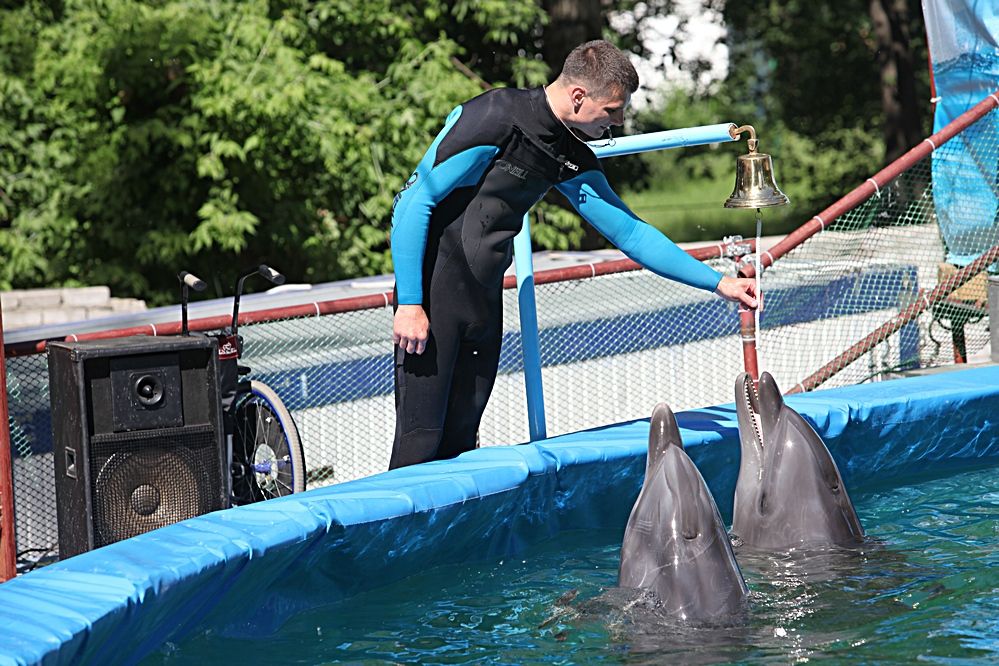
top-left (0, 0), bottom-right (934, 303)
top-left (630, 0), bottom-right (930, 218)
top-left (0, 0), bottom-right (549, 303)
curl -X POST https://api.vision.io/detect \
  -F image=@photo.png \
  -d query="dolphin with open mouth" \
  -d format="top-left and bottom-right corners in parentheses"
top-left (618, 403), bottom-right (748, 623)
top-left (732, 371), bottom-right (864, 551)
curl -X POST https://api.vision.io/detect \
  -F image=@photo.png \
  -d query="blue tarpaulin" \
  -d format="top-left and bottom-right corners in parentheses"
top-left (1, 365), bottom-right (998, 665)
top-left (924, 0), bottom-right (999, 265)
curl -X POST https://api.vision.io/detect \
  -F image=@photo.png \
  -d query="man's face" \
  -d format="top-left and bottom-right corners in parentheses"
top-left (570, 86), bottom-right (630, 139)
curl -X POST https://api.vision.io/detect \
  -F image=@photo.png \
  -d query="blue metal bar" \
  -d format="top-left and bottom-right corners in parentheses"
top-left (513, 123), bottom-right (738, 441)
top-left (588, 123), bottom-right (737, 158)
top-left (514, 212), bottom-right (547, 441)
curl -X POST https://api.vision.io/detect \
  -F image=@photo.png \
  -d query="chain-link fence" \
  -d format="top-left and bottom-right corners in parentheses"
top-left (239, 256), bottom-right (748, 495)
top-left (756, 100), bottom-right (999, 393)
top-left (5, 95), bottom-right (998, 568)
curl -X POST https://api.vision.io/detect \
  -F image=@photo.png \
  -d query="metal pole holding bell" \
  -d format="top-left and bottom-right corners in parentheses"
top-left (724, 125), bottom-right (790, 383)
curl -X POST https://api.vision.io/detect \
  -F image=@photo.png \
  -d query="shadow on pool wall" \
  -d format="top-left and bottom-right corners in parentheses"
top-left (2, 365), bottom-right (999, 665)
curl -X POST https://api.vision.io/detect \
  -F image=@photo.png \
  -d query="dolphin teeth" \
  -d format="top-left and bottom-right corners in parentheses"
top-left (744, 379), bottom-right (765, 448)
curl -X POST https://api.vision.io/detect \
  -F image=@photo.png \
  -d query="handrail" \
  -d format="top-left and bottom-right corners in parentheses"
top-left (738, 89), bottom-right (999, 390)
top-left (739, 90), bottom-right (999, 280)
top-left (2, 241), bottom-right (754, 359)
top-left (787, 242), bottom-right (999, 394)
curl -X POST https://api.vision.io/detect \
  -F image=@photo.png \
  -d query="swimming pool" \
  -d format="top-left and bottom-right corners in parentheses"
top-left (2, 365), bottom-right (999, 665)
top-left (144, 462), bottom-right (999, 663)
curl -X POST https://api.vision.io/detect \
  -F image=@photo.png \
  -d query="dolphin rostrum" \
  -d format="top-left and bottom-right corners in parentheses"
top-left (619, 403), bottom-right (748, 623)
top-left (733, 371), bottom-right (864, 551)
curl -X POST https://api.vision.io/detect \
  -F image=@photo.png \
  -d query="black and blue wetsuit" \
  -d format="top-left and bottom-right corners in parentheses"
top-left (389, 86), bottom-right (723, 468)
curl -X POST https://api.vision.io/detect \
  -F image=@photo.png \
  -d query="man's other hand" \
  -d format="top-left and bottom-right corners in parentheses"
top-left (714, 276), bottom-right (762, 310)
top-left (394, 304), bottom-right (430, 354)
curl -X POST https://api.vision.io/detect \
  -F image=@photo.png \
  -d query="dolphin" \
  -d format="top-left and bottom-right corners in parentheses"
top-left (618, 403), bottom-right (748, 623)
top-left (732, 371), bottom-right (864, 551)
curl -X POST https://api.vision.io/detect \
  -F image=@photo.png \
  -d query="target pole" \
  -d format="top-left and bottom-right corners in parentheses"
top-left (0, 299), bottom-right (17, 581)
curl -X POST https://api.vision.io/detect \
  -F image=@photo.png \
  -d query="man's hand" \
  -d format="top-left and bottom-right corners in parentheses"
top-left (394, 304), bottom-right (430, 355)
top-left (714, 276), bottom-right (762, 310)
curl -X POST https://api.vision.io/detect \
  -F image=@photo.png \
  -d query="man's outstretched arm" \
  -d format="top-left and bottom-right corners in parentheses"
top-left (556, 171), bottom-right (759, 309)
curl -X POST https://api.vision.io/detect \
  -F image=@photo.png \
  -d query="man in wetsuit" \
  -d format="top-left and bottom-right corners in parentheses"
top-left (389, 40), bottom-right (759, 469)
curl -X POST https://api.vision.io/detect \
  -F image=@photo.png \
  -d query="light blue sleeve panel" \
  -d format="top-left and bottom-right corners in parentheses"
top-left (390, 105), bottom-right (500, 305)
top-left (556, 171), bottom-right (723, 292)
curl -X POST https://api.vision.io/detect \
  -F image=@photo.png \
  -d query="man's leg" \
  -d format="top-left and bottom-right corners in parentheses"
top-left (435, 325), bottom-right (502, 460)
top-left (389, 323), bottom-right (461, 469)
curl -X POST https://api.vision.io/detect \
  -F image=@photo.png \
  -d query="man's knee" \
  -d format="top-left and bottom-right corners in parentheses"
top-left (389, 427), bottom-right (443, 469)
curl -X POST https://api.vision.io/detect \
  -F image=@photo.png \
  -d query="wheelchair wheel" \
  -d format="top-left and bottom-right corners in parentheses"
top-left (231, 381), bottom-right (306, 504)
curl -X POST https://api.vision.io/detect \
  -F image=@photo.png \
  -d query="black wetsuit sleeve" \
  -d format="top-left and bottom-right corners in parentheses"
top-left (556, 170), bottom-right (723, 292)
top-left (390, 105), bottom-right (501, 305)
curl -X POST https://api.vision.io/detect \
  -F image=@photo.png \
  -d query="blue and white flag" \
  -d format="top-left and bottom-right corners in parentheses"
top-left (923, 0), bottom-right (999, 265)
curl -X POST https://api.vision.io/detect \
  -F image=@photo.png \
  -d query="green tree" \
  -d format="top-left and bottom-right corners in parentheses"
top-left (721, 0), bottom-right (930, 170)
top-left (1, 0), bottom-right (934, 304)
top-left (0, 0), bottom-right (550, 304)
top-left (629, 0), bottom-right (930, 222)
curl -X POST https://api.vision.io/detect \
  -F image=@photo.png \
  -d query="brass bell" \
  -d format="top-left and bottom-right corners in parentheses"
top-left (724, 125), bottom-right (789, 208)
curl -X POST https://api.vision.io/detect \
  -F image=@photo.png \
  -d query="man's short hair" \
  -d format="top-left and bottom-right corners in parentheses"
top-left (559, 40), bottom-right (639, 99)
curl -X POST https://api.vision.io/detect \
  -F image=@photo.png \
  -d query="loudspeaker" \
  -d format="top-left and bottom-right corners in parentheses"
top-left (48, 335), bottom-right (228, 559)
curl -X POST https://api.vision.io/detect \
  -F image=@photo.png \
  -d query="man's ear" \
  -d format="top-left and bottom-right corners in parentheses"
top-left (570, 85), bottom-right (587, 111)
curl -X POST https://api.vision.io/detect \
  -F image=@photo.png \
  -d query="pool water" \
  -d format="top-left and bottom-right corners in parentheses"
top-left (149, 463), bottom-right (999, 664)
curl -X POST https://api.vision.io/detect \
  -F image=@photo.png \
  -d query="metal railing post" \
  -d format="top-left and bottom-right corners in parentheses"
top-left (512, 122), bottom-right (741, 441)
top-left (0, 300), bottom-right (17, 581)
top-left (514, 213), bottom-right (547, 441)
top-left (739, 307), bottom-right (760, 381)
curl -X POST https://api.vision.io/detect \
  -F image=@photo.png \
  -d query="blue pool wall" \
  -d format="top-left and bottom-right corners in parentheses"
top-left (2, 365), bottom-right (999, 665)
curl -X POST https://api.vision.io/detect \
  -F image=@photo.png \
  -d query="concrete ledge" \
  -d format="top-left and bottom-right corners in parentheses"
top-left (60, 286), bottom-right (111, 308)
top-left (1, 287), bottom-right (146, 331)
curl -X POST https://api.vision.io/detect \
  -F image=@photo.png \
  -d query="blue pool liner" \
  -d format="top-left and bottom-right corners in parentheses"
top-left (2, 365), bottom-right (999, 665)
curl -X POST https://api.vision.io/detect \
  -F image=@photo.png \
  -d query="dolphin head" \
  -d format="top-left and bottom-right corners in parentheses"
top-left (619, 403), bottom-right (748, 622)
top-left (732, 372), bottom-right (865, 551)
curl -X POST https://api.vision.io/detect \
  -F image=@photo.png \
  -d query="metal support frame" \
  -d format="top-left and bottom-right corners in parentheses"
top-left (512, 123), bottom-right (740, 441)
top-left (0, 301), bottom-right (17, 581)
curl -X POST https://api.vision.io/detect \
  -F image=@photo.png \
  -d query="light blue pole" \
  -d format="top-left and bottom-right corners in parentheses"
top-left (514, 212), bottom-right (546, 441)
top-left (513, 122), bottom-right (739, 442)
top-left (588, 123), bottom-right (737, 158)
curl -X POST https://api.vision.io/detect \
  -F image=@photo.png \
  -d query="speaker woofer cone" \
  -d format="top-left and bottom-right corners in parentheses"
top-left (93, 446), bottom-right (212, 546)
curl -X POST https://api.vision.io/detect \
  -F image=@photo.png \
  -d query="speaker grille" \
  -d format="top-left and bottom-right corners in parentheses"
top-left (89, 424), bottom-right (222, 546)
